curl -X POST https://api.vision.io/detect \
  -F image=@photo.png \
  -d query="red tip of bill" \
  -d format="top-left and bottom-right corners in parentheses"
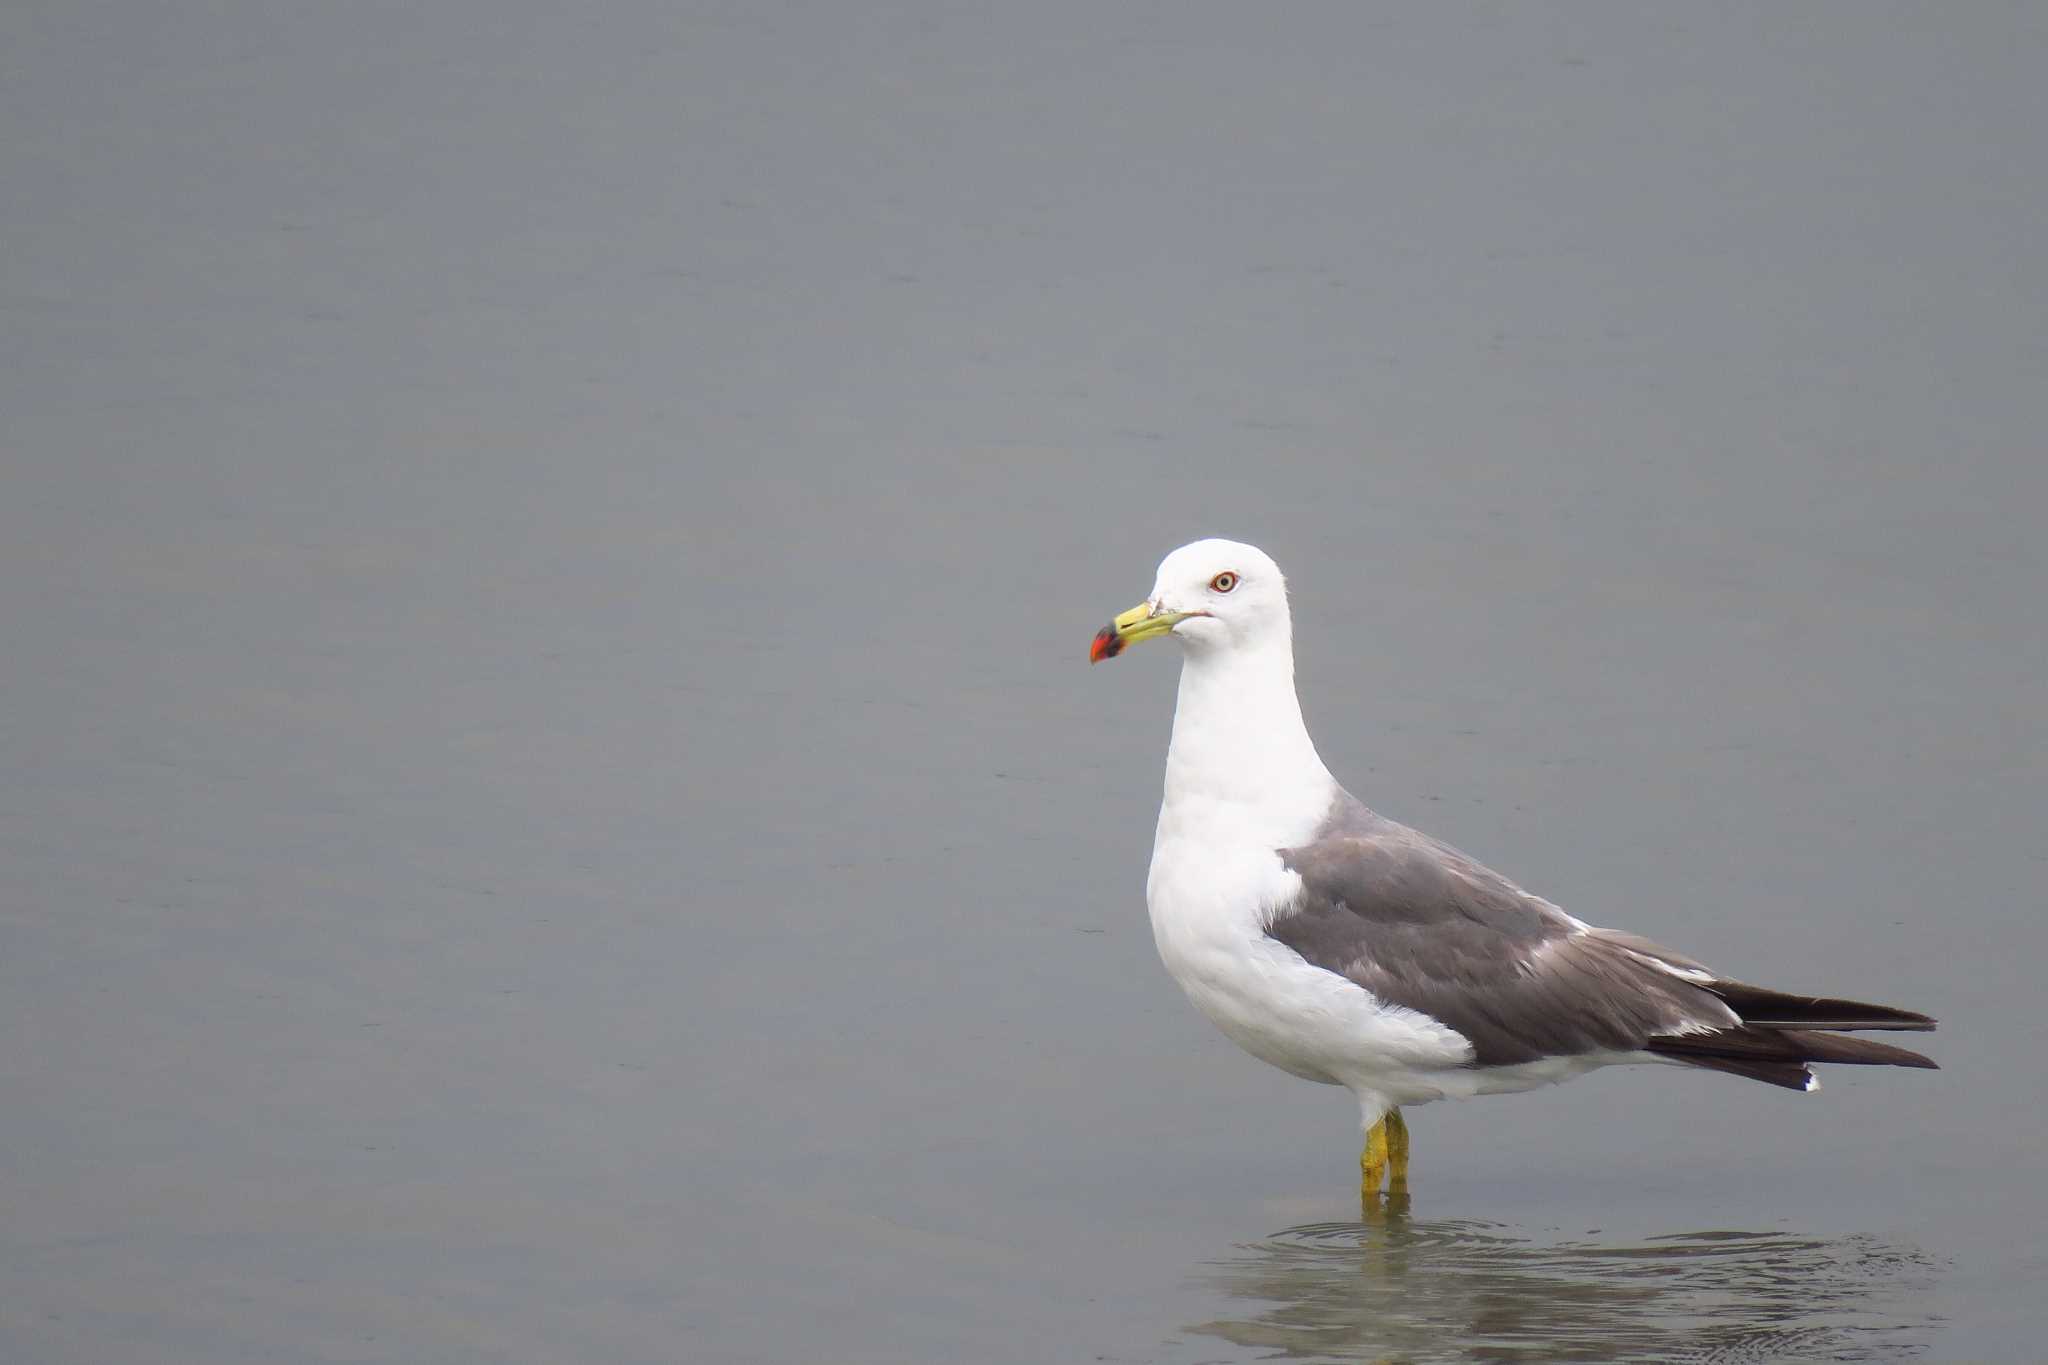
top-left (1089, 623), bottom-right (1123, 663)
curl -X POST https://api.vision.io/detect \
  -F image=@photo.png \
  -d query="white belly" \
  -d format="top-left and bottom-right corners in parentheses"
top-left (1146, 841), bottom-right (1477, 1101)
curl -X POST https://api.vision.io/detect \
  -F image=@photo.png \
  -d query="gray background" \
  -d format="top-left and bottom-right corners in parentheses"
top-left (4, 3), bottom-right (2042, 1361)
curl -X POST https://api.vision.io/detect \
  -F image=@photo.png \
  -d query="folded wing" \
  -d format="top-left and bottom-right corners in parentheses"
top-left (1269, 797), bottom-right (1935, 1090)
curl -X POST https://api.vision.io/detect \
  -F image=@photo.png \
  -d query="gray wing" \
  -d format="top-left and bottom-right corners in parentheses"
top-left (1269, 798), bottom-right (1730, 1067)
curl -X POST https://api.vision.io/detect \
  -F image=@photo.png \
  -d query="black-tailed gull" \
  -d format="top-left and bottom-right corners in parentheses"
top-left (1090, 538), bottom-right (1936, 1202)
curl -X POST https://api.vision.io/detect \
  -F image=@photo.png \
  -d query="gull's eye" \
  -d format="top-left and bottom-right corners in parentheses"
top-left (1209, 571), bottom-right (1239, 594)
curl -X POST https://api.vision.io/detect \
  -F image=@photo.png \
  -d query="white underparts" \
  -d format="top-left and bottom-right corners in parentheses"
top-left (1144, 614), bottom-right (1491, 1106)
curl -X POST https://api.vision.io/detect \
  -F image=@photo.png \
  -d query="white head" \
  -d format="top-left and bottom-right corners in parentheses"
top-left (1090, 538), bottom-right (1291, 662)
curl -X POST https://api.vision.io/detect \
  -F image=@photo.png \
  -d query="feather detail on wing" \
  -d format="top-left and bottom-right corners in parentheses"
top-left (1269, 795), bottom-right (1938, 1084)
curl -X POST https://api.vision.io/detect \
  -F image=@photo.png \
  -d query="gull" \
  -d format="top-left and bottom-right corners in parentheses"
top-left (1090, 538), bottom-right (1936, 1201)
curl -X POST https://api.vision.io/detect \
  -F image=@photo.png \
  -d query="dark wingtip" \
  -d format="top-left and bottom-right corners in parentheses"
top-left (1704, 983), bottom-right (1939, 1032)
top-left (1089, 623), bottom-right (1123, 663)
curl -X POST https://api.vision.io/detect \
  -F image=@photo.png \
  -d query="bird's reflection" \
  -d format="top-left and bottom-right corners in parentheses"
top-left (1187, 1195), bottom-right (1943, 1363)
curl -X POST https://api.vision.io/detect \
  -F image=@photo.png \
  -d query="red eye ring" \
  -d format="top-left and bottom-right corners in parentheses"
top-left (1210, 572), bottom-right (1238, 593)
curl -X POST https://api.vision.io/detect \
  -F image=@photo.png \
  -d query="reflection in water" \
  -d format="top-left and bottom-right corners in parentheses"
top-left (1189, 1197), bottom-right (1943, 1363)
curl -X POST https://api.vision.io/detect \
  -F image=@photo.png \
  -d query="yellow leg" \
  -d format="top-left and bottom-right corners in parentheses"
top-left (1384, 1107), bottom-right (1410, 1192)
top-left (1360, 1115), bottom-right (1389, 1199)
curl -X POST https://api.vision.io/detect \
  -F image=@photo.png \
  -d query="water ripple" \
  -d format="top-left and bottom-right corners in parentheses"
top-left (1188, 1208), bottom-right (1943, 1362)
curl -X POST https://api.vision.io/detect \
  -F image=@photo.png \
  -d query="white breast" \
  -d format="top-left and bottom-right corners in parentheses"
top-left (1146, 825), bottom-right (1475, 1092)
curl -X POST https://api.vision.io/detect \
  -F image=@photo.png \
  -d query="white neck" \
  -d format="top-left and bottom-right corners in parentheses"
top-left (1154, 629), bottom-right (1336, 857)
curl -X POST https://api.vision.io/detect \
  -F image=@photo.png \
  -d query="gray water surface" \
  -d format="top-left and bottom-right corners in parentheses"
top-left (4, 4), bottom-right (2043, 1362)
